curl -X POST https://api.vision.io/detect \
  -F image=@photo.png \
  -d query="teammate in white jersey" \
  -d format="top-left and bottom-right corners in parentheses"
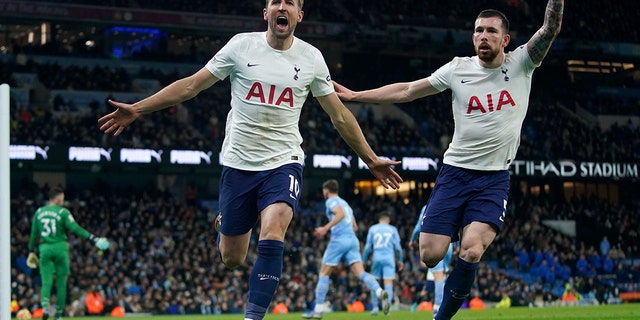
top-left (333, 1), bottom-right (563, 319)
top-left (98, 1), bottom-right (402, 319)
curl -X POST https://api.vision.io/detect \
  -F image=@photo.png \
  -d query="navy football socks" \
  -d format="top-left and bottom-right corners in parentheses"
top-left (436, 257), bottom-right (478, 320)
top-left (245, 240), bottom-right (284, 320)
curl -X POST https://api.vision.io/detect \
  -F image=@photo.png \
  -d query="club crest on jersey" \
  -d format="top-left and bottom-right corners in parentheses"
top-left (246, 82), bottom-right (294, 108)
top-left (501, 67), bottom-right (510, 82)
top-left (294, 65), bottom-right (301, 80)
top-left (466, 90), bottom-right (515, 114)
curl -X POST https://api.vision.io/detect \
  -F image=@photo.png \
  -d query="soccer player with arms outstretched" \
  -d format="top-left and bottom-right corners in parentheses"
top-left (98, 1), bottom-right (401, 319)
top-left (333, 1), bottom-right (563, 319)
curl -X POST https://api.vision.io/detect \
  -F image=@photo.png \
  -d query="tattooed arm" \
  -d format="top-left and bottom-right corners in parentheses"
top-left (527, 0), bottom-right (564, 64)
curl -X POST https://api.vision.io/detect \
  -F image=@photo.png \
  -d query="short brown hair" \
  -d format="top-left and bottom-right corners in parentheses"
top-left (49, 186), bottom-right (64, 200)
top-left (322, 179), bottom-right (339, 193)
top-left (477, 9), bottom-right (510, 34)
top-left (266, 0), bottom-right (304, 9)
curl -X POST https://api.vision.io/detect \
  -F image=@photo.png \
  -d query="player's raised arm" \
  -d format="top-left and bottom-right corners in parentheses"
top-left (316, 93), bottom-right (402, 189)
top-left (527, 0), bottom-right (564, 64)
top-left (333, 78), bottom-right (440, 104)
top-left (98, 67), bottom-right (219, 136)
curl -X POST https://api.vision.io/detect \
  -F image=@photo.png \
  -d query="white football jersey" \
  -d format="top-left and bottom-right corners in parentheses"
top-left (427, 45), bottom-right (539, 171)
top-left (205, 32), bottom-right (334, 171)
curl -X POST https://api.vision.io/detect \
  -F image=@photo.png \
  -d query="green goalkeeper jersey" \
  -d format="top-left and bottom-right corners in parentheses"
top-left (28, 204), bottom-right (91, 251)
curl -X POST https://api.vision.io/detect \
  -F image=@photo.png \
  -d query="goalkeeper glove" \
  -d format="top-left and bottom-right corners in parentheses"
top-left (89, 234), bottom-right (110, 250)
top-left (27, 252), bottom-right (39, 268)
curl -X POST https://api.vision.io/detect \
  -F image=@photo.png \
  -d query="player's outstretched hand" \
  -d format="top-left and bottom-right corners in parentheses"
top-left (26, 252), bottom-right (39, 268)
top-left (94, 237), bottom-right (110, 250)
top-left (332, 80), bottom-right (355, 101)
top-left (367, 157), bottom-right (403, 189)
top-left (98, 99), bottom-right (139, 136)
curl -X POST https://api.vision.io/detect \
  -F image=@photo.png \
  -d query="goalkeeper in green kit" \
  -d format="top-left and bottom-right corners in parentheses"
top-left (27, 187), bottom-right (110, 320)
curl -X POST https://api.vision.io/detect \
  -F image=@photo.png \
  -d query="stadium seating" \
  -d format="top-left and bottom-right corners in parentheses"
top-left (5, 0), bottom-right (639, 316)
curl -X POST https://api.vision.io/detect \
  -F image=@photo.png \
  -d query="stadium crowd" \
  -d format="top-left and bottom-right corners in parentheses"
top-left (21, 0), bottom-right (640, 44)
top-left (5, 58), bottom-right (639, 162)
top-left (9, 178), bottom-right (639, 316)
top-left (7, 78), bottom-right (640, 316)
top-left (5, 0), bottom-right (639, 317)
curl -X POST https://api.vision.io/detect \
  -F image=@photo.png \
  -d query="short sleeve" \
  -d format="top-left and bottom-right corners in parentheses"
top-left (513, 44), bottom-right (539, 71)
top-left (205, 34), bottom-right (242, 80)
top-left (309, 50), bottom-right (334, 98)
top-left (427, 58), bottom-right (456, 92)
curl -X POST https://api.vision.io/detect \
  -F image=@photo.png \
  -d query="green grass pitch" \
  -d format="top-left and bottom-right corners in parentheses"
top-left (23, 304), bottom-right (640, 320)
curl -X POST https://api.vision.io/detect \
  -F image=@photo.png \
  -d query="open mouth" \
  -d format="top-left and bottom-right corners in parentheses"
top-left (276, 16), bottom-right (288, 29)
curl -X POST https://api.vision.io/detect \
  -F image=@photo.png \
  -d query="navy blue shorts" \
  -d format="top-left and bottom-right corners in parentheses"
top-left (218, 163), bottom-right (303, 236)
top-left (420, 164), bottom-right (510, 241)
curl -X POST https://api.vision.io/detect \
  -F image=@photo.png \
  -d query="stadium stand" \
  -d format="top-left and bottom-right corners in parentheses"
top-left (5, 0), bottom-right (639, 316)
top-left (9, 182), bottom-right (639, 315)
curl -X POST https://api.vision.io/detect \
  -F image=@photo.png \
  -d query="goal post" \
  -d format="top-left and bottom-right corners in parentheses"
top-left (1, 83), bottom-right (11, 320)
